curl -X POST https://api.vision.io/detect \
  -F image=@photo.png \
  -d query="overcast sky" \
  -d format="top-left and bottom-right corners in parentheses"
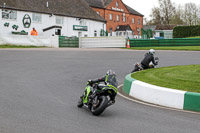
top-left (123, 0), bottom-right (200, 20)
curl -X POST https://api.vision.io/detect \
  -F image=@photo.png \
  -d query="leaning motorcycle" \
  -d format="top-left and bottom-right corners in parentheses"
top-left (77, 82), bottom-right (117, 116)
top-left (131, 57), bottom-right (159, 73)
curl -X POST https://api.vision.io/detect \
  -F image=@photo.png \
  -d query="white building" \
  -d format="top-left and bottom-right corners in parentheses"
top-left (0, 0), bottom-right (106, 37)
top-left (143, 25), bottom-right (176, 39)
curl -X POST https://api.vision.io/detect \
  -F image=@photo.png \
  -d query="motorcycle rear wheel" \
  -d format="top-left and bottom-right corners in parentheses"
top-left (91, 96), bottom-right (108, 116)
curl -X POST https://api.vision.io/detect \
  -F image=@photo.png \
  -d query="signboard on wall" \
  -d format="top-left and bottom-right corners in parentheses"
top-left (73, 25), bottom-right (88, 31)
top-left (112, 7), bottom-right (124, 12)
top-left (23, 14), bottom-right (31, 28)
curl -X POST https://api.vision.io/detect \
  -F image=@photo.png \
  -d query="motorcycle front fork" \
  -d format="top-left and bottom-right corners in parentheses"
top-left (93, 96), bottom-right (99, 107)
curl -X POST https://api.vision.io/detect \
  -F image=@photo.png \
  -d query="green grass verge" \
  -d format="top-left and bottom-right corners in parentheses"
top-left (0, 45), bottom-right (47, 48)
top-left (124, 46), bottom-right (200, 51)
top-left (131, 65), bottom-right (200, 93)
top-left (187, 36), bottom-right (200, 38)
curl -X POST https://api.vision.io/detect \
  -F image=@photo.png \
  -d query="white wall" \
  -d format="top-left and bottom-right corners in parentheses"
top-left (79, 37), bottom-right (126, 48)
top-left (0, 10), bottom-right (55, 36)
top-left (0, 9), bottom-right (106, 37)
top-left (164, 30), bottom-right (173, 39)
top-left (0, 35), bottom-right (59, 47)
top-left (154, 30), bottom-right (173, 39)
top-left (155, 32), bottom-right (160, 37)
top-left (130, 80), bottom-right (186, 109)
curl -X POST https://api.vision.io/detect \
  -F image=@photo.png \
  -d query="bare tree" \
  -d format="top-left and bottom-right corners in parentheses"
top-left (198, 5), bottom-right (200, 25)
top-left (149, 7), bottom-right (162, 25)
top-left (147, 0), bottom-right (200, 25)
top-left (170, 5), bottom-right (185, 25)
top-left (149, 0), bottom-right (175, 25)
top-left (183, 3), bottom-right (199, 25)
top-left (158, 0), bottom-right (176, 24)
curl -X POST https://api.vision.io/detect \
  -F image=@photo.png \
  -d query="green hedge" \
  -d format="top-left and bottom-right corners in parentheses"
top-left (173, 25), bottom-right (200, 38)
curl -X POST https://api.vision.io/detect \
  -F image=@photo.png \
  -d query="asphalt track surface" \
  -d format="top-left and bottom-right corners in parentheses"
top-left (0, 48), bottom-right (199, 133)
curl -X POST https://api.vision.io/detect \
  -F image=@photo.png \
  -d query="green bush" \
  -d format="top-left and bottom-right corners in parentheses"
top-left (173, 25), bottom-right (200, 38)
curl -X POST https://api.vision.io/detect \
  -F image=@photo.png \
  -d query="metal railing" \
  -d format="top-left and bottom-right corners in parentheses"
top-left (129, 38), bottom-right (200, 47)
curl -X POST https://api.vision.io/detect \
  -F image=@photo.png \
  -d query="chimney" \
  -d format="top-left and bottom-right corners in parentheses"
top-left (101, 0), bottom-right (106, 6)
top-left (46, 1), bottom-right (49, 8)
top-left (3, 3), bottom-right (6, 8)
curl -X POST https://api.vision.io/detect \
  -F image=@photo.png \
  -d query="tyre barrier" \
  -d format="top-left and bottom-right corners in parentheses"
top-left (122, 74), bottom-right (200, 112)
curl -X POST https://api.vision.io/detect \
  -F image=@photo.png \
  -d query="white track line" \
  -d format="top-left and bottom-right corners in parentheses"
top-left (117, 84), bottom-right (200, 115)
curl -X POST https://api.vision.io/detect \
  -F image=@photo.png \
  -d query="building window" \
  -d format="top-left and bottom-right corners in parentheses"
top-left (78, 32), bottom-right (82, 37)
top-left (32, 13), bottom-right (41, 23)
top-left (132, 18), bottom-right (135, 24)
top-left (137, 28), bottom-right (140, 35)
top-left (94, 30), bottom-right (97, 37)
top-left (80, 19), bottom-right (86, 26)
top-left (116, 2), bottom-right (119, 8)
top-left (55, 29), bottom-right (61, 35)
top-left (116, 32), bottom-right (118, 36)
top-left (110, 28), bottom-right (112, 36)
top-left (109, 14), bottom-right (112, 20)
top-left (138, 19), bottom-right (140, 25)
top-left (56, 16), bottom-right (64, 25)
top-left (123, 13), bottom-right (126, 22)
top-left (2, 9), bottom-right (17, 20)
top-left (117, 15), bottom-right (119, 21)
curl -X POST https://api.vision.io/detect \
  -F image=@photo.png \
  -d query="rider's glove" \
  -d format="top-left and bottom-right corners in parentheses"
top-left (87, 80), bottom-right (93, 85)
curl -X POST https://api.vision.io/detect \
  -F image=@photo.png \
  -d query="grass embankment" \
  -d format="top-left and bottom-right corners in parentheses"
top-left (187, 36), bottom-right (200, 38)
top-left (131, 65), bottom-right (200, 93)
top-left (0, 45), bottom-right (46, 48)
top-left (125, 46), bottom-right (200, 51)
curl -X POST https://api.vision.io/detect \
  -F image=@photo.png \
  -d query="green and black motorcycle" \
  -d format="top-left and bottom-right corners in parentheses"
top-left (77, 82), bottom-right (117, 116)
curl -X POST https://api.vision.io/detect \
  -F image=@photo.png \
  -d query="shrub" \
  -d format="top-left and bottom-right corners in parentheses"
top-left (173, 25), bottom-right (200, 38)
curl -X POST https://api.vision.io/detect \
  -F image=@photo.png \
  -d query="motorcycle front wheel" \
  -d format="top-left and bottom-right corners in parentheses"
top-left (91, 96), bottom-right (108, 116)
top-left (77, 97), bottom-right (83, 108)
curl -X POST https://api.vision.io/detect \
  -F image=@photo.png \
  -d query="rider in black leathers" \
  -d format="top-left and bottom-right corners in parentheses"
top-left (141, 49), bottom-right (157, 69)
top-left (87, 70), bottom-right (118, 104)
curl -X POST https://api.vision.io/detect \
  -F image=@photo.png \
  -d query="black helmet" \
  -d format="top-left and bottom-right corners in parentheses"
top-left (106, 70), bottom-right (115, 75)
